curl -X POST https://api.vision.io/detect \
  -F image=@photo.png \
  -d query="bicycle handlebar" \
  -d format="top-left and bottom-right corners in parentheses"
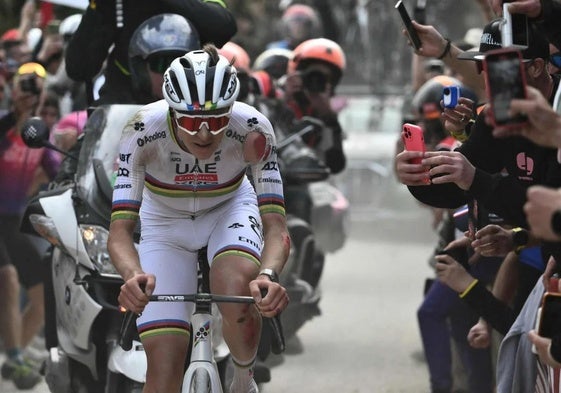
top-left (149, 293), bottom-right (255, 304)
top-left (119, 292), bottom-right (286, 354)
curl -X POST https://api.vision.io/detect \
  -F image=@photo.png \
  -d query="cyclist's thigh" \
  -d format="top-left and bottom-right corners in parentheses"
top-left (137, 241), bottom-right (198, 338)
top-left (206, 194), bottom-right (263, 270)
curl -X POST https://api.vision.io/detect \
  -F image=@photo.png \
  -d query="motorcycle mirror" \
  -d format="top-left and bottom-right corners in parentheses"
top-left (21, 117), bottom-right (78, 160)
top-left (22, 117), bottom-right (50, 148)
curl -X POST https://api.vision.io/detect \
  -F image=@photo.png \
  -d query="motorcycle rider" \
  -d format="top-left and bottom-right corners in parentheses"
top-left (65, 0), bottom-right (237, 105)
top-left (107, 45), bottom-right (290, 393)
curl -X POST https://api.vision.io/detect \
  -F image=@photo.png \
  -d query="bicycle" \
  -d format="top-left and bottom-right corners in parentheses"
top-left (118, 248), bottom-right (285, 393)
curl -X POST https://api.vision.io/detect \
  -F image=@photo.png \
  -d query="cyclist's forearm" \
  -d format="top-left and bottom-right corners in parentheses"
top-left (260, 214), bottom-right (290, 275)
top-left (108, 219), bottom-right (143, 281)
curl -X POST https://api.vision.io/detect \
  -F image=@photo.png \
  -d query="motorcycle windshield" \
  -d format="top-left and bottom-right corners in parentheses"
top-left (75, 105), bottom-right (142, 223)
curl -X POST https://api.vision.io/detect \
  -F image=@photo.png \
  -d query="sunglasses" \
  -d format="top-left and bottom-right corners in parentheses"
top-left (174, 111), bottom-right (231, 136)
top-left (147, 54), bottom-right (182, 74)
top-left (550, 52), bottom-right (561, 68)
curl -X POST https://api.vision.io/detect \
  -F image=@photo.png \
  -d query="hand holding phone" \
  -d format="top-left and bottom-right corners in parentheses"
top-left (401, 123), bottom-right (426, 164)
top-left (483, 48), bottom-right (528, 128)
top-left (395, 0), bottom-right (422, 51)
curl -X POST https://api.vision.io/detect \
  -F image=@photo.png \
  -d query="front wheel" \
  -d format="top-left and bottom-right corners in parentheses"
top-left (191, 368), bottom-right (211, 393)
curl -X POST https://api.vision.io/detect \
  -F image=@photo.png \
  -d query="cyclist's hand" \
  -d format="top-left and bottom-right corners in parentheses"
top-left (118, 273), bottom-right (156, 315)
top-left (249, 277), bottom-right (289, 318)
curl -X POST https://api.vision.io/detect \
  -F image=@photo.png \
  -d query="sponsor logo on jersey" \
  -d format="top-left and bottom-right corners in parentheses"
top-left (258, 178), bottom-right (282, 184)
top-left (247, 117), bottom-right (259, 127)
top-left (225, 129), bottom-right (246, 143)
top-left (174, 160), bottom-right (218, 184)
top-left (261, 161), bottom-right (278, 171)
top-left (119, 153), bottom-right (131, 163)
top-left (116, 167), bottom-right (130, 177)
top-left (137, 131), bottom-right (166, 147)
top-left (114, 183), bottom-right (132, 189)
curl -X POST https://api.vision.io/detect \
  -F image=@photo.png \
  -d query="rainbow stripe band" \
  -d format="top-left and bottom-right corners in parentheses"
top-left (138, 319), bottom-right (191, 340)
top-left (258, 194), bottom-right (285, 217)
top-left (214, 247), bottom-right (261, 268)
top-left (111, 199), bottom-right (141, 222)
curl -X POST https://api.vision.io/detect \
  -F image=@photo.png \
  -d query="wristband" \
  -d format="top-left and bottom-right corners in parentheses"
top-left (438, 38), bottom-right (452, 60)
top-left (459, 279), bottom-right (479, 298)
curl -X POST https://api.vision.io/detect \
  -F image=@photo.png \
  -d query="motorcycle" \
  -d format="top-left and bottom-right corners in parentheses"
top-left (269, 118), bottom-right (350, 341)
top-left (20, 105), bottom-right (145, 393)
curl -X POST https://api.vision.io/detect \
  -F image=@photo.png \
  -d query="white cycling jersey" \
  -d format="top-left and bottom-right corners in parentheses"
top-left (111, 100), bottom-right (285, 222)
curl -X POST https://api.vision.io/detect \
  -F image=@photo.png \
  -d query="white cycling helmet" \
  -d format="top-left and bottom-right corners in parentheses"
top-left (162, 46), bottom-right (240, 112)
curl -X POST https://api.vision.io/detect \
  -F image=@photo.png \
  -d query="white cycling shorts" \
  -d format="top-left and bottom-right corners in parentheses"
top-left (136, 191), bottom-right (263, 339)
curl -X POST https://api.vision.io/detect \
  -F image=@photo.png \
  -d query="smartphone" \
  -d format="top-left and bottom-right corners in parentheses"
top-left (443, 85), bottom-right (461, 109)
top-left (401, 123), bottom-right (425, 164)
top-left (537, 292), bottom-right (561, 338)
top-left (395, 0), bottom-right (422, 51)
top-left (483, 48), bottom-right (528, 128)
top-left (501, 2), bottom-right (528, 49)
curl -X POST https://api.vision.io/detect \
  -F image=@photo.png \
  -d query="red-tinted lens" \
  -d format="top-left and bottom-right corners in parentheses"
top-left (176, 115), bottom-right (199, 132)
top-left (176, 114), bottom-right (230, 133)
top-left (206, 116), bottom-right (230, 130)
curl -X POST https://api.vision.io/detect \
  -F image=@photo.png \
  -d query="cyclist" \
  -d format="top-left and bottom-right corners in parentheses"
top-left (107, 44), bottom-right (290, 393)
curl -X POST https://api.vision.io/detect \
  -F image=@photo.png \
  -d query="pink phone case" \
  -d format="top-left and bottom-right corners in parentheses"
top-left (401, 123), bottom-right (425, 164)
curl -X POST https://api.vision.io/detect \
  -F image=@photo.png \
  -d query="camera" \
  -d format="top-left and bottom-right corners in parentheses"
top-left (442, 85), bottom-right (460, 109)
top-left (19, 75), bottom-right (41, 95)
top-left (301, 70), bottom-right (329, 93)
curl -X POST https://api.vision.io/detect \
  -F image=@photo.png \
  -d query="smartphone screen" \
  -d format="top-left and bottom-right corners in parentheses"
top-left (483, 48), bottom-right (528, 127)
top-left (538, 292), bottom-right (561, 338)
top-left (395, 0), bottom-right (422, 50)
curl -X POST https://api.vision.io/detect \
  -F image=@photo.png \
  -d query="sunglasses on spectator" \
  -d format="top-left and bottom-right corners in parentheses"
top-left (147, 53), bottom-right (182, 74)
top-left (549, 52), bottom-right (561, 68)
top-left (174, 111), bottom-right (231, 136)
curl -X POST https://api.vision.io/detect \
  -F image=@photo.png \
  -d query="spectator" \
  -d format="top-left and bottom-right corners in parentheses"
top-left (281, 37), bottom-right (346, 175)
top-left (267, 4), bottom-right (322, 50)
top-left (0, 61), bottom-right (60, 390)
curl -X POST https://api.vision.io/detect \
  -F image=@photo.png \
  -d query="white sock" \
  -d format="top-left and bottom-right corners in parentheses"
top-left (229, 355), bottom-right (258, 393)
